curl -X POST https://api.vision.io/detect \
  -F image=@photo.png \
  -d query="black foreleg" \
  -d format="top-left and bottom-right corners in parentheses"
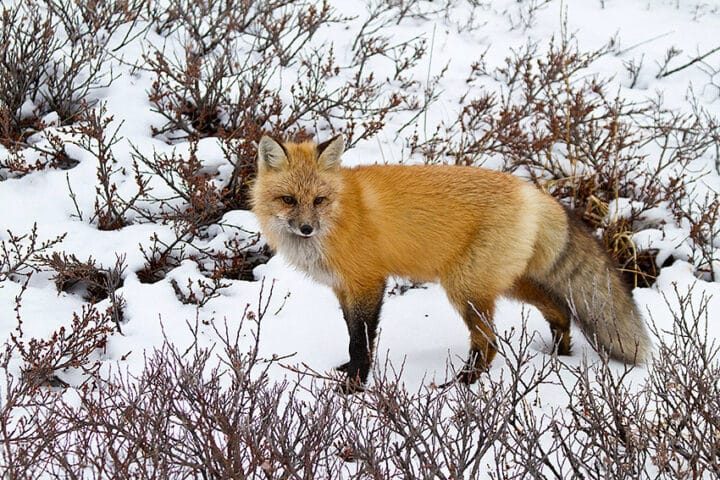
top-left (335, 282), bottom-right (385, 393)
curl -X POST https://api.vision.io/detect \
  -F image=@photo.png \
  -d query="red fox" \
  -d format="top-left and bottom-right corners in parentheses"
top-left (250, 135), bottom-right (651, 391)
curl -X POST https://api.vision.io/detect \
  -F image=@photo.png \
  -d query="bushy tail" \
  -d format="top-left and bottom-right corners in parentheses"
top-left (539, 211), bottom-right (651, 363)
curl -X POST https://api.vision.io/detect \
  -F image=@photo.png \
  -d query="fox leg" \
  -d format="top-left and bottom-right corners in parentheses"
top-left (440, 262), bottom-right (503, 385)
top-left (457, 299), bottom-right (497, 384)
top-left (334, 281), bottom-right (386, 393)
top-left (441, 282), bottom-right (498, 385)
top-left (509, 278), bottom-right (571, 355)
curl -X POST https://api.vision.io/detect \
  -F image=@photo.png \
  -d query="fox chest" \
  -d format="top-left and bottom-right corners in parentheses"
top-left (276, 235), bottom-right (336, 287)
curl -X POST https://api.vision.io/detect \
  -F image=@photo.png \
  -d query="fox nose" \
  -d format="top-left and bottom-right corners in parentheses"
top-left (299, 224), bottom-right (313, 236)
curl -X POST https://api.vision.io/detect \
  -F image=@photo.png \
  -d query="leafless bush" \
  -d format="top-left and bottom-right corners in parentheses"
top-left (0, 0), bottom-right (126, 152)
top-left (193, 231), bottom-right (269, 282)
top-left (169, 276), bottom-right (230, 307)
top-left (0, 3), bottom-right (60, 148)
top-left (504, 0), bottom-right (553, 31)
top-left (129, 0), bottom-right (443, 291)
top-left (646, 287), bottom-right (720, 478)
top-left (411, 32), bottom-right (718, 286)
top-left (129, 142), bottom-right (236, 284)
top-left (136, 232), bottom-right (187, 284)
top-left (0, 224), bottom-right (66, 282)
top-left (539, 358), bottom-right (652, 479)
top-left (0, 128), bottom-right (81, 180)
top-left (144, 0), bottom-right (337, 141)
top-left (144, 0), bottom-right (434, 151)
top-left (69, 106), bottom-right (151, 230)
top-left (9, 300), bottom-right (115, 391)
top-left (2, 280), bottom-right (720, 478)
top-left (36, 252), bottom-right (127, 331)
top-left (131, 140), bottom-right (225, 232)
top-left (220, 136), bottom-right (262, 211)
top-left (43, 0), bottom-right (147, 48)
top-left (669, 193), bottom-right (720, 282)
top-left (129, 137), bottom-right (270, 285)
top-left (485, 289), bottom-right (720, 479)
top-left (0, 287), bottom-right (555, 478)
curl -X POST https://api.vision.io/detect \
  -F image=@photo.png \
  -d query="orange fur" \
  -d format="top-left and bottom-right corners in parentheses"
top-left (250, 136), bottom-right (650, 390)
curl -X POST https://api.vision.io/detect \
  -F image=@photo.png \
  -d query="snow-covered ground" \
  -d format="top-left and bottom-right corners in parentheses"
top-left (1, 0), bottom-right (719, 476)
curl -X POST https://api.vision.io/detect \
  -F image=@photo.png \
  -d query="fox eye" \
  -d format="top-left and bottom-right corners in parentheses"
top-left (281, 195), bottom-right (296, 206)
top-left (313, 196), bottom-right (326, 206)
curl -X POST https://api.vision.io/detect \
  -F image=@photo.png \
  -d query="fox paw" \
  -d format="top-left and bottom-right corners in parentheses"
top-left (438, 367), bottom-right (483, 389)
top-left (333, 361), bottom-right (368, 393)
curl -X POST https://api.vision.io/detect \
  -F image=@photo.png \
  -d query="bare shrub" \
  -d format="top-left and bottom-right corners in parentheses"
top-left (136, 232), bottom-right (186, 284)
top-left (131, 140), bottom-right (225, 232)
top-left (0, 224), bottom-right (66, 283)
top-left (9, 301), bottom-right (115, 390)
top-left (1, 280), bottom-right (719, 478)
top-left (421, 36), bottom-right (667, 286)
top-left (37, 252), bottom-right (127, 331)
top-left (0, 3), bottom-right (60, 148)
top-left (0, 286), bottom-right (557, 478)
top-left (43, 0), bottom-right (147, 47)
top-left (130, 137), bottom-right (271, 285)
top-left (488, 289), bottom-right (720, 479)
top-left (191, 231), bottom-right (269, 282)
top-left (169, 276), bottom-right (230, 307)
top-left (646, 287), bottom-right (720, 478)
top-left (144, 0), bottom-right (337, 141)
top-left (412, 32), bottom-right (717, 286)
top-left (548, 359), bottom-right (651, 479)
top-left (0, 0), bottom-right (126, 152)
top-left (68, 106), bottom-right (151, 230)
top-left (144, 0), bottom-right (435, 150)
top-left (0, 128), bottom-right (81, 180)
top-left (504, 0), bottom-right (553, 31)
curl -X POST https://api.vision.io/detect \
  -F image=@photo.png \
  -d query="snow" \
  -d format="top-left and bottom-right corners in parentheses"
top-left (1, 0), bottom-right (719, 475)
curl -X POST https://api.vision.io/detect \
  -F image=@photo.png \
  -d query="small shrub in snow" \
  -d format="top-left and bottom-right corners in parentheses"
top-left (1, 286), bottom-right (718, 478)
top-left (411, 32), bottom-right (719, 286)
top-left (0, 0), bottom-right (129, 150)
top-left (8, 301), bottom-right (115, 391)
top-left (0, 224), bottom-right (66, 283)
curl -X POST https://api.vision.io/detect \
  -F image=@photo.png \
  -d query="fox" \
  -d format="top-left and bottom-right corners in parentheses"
top-left (250, 135), bottom-right (651, 392)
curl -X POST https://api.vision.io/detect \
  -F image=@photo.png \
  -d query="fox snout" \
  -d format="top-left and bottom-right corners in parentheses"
top-left (285, 212), bottom-right (320, 238)
top-left (288, 220), bottom-right (317, 237)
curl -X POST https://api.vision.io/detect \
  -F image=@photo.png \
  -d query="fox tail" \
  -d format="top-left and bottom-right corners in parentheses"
top-left (537, 211), bottom-right (651, 363)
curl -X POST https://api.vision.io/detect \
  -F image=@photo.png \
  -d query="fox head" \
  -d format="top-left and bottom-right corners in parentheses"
top-left (250, 135), bottom-right (344, 244)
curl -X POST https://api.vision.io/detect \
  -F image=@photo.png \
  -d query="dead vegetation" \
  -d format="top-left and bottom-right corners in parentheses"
top-left (1, 285), bottom-right (719, 478)
top-left (0, 0), bottom-right (719, 477)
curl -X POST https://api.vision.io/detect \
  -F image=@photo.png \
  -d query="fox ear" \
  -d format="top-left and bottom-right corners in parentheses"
top-left (317, 135), bottom-right (344, 171)
top-left (257, 136), bottom-right (288, 172)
